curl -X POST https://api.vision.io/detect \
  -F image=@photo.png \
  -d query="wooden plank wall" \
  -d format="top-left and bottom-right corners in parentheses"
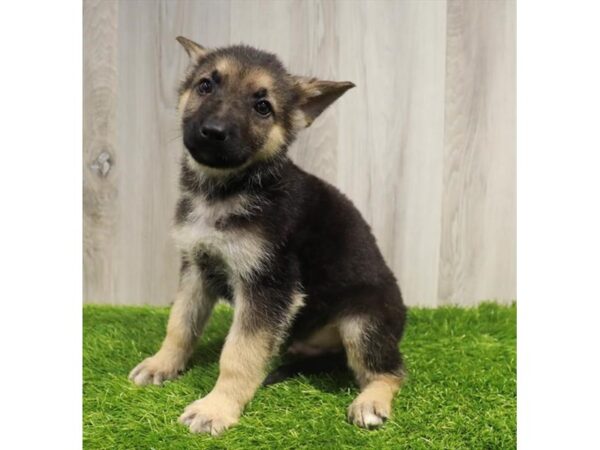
top-left (83, 0), bottom-right (516, 307)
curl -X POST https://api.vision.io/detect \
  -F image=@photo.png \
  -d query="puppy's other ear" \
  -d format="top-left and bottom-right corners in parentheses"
top-left (294, 77), bottom-right (355, 127)
top-left (176, 36), bottom-right (208, 61)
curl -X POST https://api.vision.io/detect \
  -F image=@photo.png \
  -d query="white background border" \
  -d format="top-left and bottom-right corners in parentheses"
top-left (0, 1), bottom-right (81, 448)
top-left (518, 0), bottom-right (600, 447)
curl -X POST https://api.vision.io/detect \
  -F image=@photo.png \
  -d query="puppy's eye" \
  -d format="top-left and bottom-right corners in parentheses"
top-left (254, 100), bottom-right (272, 117)
top-left (196, 79), bottom-right (213, 95)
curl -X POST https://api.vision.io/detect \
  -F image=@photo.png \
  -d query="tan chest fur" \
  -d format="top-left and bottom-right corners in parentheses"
top-left (172, 195), bottom-right (269, 281)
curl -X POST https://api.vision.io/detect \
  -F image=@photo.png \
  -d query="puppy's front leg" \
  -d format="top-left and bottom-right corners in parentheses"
top-left (129, 258), bottom-right (217, 385)
top-left (179, 286), bottom-right (303, 435)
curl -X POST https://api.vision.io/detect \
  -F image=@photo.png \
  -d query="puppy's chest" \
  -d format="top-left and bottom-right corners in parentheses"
top-left (172, 195), bottom-right (268, 279)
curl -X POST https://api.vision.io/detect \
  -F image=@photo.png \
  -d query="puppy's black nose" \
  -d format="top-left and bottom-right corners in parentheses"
top-left (200, 120), bottom-right (228, 141)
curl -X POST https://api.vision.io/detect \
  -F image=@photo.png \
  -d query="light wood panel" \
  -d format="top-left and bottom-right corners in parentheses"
top-left (83, 0), bottom-right (119, 302)
top-left (83, 0), bottom-right (516, 306)
top-left (335, 0), bottom-right (448, 306)
top-left (439, 0), bottom-right (516, 305)
top-left (111, 0), bottom-right (178, 305)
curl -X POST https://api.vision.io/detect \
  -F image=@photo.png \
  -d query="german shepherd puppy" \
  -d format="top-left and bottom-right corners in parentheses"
top-left (129, 36), bottom-right (407, 435)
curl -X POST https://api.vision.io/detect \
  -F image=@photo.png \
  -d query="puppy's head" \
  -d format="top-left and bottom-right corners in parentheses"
top-left (176, 37), bottom-right (354, 171)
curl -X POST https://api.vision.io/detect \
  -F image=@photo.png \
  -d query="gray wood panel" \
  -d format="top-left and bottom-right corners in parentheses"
top-left (83, 0), bottom-right (516, 306)
top-left (111, 0), bottom-right (179, 305)
top-left (316, 0), bottom-right (450, 307)
top-left (83, 0), bottom-right (119, 302)
top-left (439, 0), bottom-right (516, 305)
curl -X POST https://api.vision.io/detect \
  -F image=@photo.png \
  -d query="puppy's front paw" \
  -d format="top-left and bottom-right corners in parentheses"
top-left (128, 351), bottom-right (185, 386)
top-left (178, 393), bottom-right (240, 436)
top-left (347, 397), bottom-right (390, 429)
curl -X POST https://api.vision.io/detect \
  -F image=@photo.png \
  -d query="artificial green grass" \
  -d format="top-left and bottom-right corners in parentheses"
top-left (83, 302), bottom-right (516, 449)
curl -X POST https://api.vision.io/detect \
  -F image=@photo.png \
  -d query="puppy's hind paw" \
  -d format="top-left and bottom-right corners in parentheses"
top-left (347, 398), bottom-right (390, 429)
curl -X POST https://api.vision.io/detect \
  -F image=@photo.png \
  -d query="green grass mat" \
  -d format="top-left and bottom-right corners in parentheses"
top-left (83, 302), bottom-right (516, 449)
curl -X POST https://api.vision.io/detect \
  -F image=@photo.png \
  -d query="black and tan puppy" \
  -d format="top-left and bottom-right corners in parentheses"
top-left (129, 36), bottom-right (407, 435)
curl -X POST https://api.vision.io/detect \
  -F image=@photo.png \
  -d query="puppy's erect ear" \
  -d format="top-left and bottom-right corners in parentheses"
top-left (294, 77), bottom-right (355, 127)
top-left (176, 36), bottom-right (208, 61)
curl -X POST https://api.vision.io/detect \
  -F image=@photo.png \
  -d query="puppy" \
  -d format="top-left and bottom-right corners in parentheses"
top-left (129, 36), bottom-right (407, 435)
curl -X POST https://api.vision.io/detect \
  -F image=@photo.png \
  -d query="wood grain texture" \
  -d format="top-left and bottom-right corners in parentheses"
top-left (439, 0), bottom-right (516, 305)
top-left (334, 0), bottom-right (448, 306)
top-left (83, 0), bottom-right (516, 306)
top-left (111, 0), bottom-right (176, 305)
top-left (83, 0), bottom-right (119, 302)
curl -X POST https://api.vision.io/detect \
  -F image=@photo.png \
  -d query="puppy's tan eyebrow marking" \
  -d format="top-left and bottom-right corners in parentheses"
top-left (246, 70), bottom-right (274, 91)
top-left (215, 57), bottom-right (236, 76)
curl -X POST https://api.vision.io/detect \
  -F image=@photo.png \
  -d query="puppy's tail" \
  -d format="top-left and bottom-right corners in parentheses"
top-left (262, 351), bottom-right (348, 386)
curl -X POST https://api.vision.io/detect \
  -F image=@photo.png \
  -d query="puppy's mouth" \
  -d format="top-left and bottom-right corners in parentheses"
top-left (183, 134), bottom-right (251, 169)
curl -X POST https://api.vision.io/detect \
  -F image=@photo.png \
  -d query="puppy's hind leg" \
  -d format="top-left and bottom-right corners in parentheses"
top-left (339, 309), bottom-right (406, 429)
top-left (129, 257), bottom-right (218, 386)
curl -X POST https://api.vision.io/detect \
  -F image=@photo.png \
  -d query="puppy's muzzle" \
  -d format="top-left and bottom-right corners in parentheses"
top-left (183, 118), bottom-right (249, 169)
